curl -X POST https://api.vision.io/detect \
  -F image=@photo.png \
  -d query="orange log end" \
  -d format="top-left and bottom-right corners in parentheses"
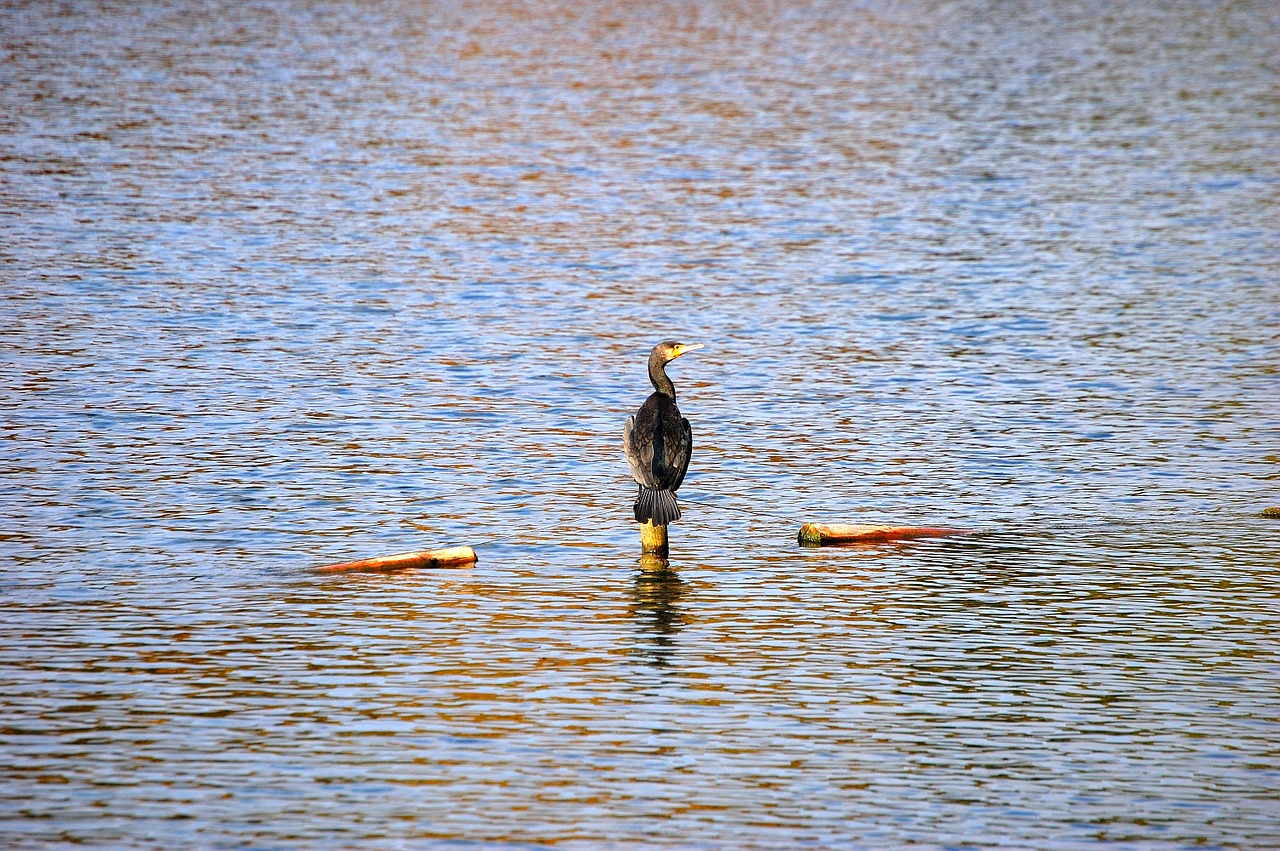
top-left (315, 545), bottom-right (477, 574)
top-left (798, 523), bottom-right (972, 547)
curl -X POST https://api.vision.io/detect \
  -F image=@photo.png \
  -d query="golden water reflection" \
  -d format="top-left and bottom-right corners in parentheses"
top-left (630, 557), bottom-right (686, 670)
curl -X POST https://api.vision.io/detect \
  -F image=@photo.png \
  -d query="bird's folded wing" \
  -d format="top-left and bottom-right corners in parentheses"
top-left (623, 414), bottom-right (654, 486)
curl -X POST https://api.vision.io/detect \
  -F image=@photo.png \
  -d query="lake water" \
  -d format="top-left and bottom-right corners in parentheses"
top-left (2, 0), bottom-right (1278, 846)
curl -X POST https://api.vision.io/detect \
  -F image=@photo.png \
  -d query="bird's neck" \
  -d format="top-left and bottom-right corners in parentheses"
top-left (648, 354), bottom-right (676, 399)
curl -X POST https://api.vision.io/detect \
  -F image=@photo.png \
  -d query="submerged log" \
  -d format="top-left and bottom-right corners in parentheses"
top-left (640, 520), bottom-right (669, 556)
top-left (798, 523), bottom-right (972, 547)
top-left (316, 545), bottom-right (477, 574)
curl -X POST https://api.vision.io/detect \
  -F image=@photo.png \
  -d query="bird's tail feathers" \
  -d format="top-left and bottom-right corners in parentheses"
top-left (634, 487), bottom-right (681, 526)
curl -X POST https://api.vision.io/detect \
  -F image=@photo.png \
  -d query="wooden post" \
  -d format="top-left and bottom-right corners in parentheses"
top-left (316, 545), bottom-right (477, 574)
top-left (637, 553), bottom-right (670, 571)
top-left (640, 520), bottom-right (669, 556)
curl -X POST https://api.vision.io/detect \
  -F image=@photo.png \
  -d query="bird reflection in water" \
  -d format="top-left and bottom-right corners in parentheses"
top-left (629, 555), bottom-right (685, 669)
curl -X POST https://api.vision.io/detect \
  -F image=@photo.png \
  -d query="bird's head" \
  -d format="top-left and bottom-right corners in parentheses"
top-left (653, 340), bottom-right (705, 363)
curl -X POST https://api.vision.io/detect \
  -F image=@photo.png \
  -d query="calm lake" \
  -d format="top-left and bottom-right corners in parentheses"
top-left (2, 0), bottom-right (1278, 846)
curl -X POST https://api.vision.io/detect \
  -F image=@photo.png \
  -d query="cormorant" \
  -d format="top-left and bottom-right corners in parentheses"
top-left (624, 341), bottom-right (703, 526)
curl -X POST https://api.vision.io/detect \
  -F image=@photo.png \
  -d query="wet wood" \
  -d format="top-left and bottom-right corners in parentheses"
top-left (798, 523), bottom-right (972, 546)
top-left (316, 545), bottom-right (477, 574)
top-left (640, 520), bottom-right (669, 556)
top-left (638, 553), bottom-right (670, 571)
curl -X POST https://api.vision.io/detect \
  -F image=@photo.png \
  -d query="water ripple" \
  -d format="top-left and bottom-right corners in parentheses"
top-left (3, 0), bottom-right (1278, 846)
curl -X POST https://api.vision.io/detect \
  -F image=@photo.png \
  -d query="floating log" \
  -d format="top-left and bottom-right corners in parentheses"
top-left (640, 520), bottom-right (669, 556)
top-left (799, 523), bottom-right (972, 547)
top-left (316, 545), bottom-right (477, 574)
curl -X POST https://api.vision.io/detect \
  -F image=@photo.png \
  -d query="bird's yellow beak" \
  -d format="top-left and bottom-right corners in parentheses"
top-left (672, 343), bottom-right (705, 358)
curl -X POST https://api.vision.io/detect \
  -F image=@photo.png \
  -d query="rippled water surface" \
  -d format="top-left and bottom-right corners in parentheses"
top-left (3, 0), bottom-right (1279, 846)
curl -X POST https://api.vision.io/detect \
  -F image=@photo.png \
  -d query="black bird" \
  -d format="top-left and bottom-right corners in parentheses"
top-left (624, 341), bottom-right (703, 526)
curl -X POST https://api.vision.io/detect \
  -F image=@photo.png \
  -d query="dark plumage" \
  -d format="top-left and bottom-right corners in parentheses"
top-left (624, 340), bottom-right (702, 525)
